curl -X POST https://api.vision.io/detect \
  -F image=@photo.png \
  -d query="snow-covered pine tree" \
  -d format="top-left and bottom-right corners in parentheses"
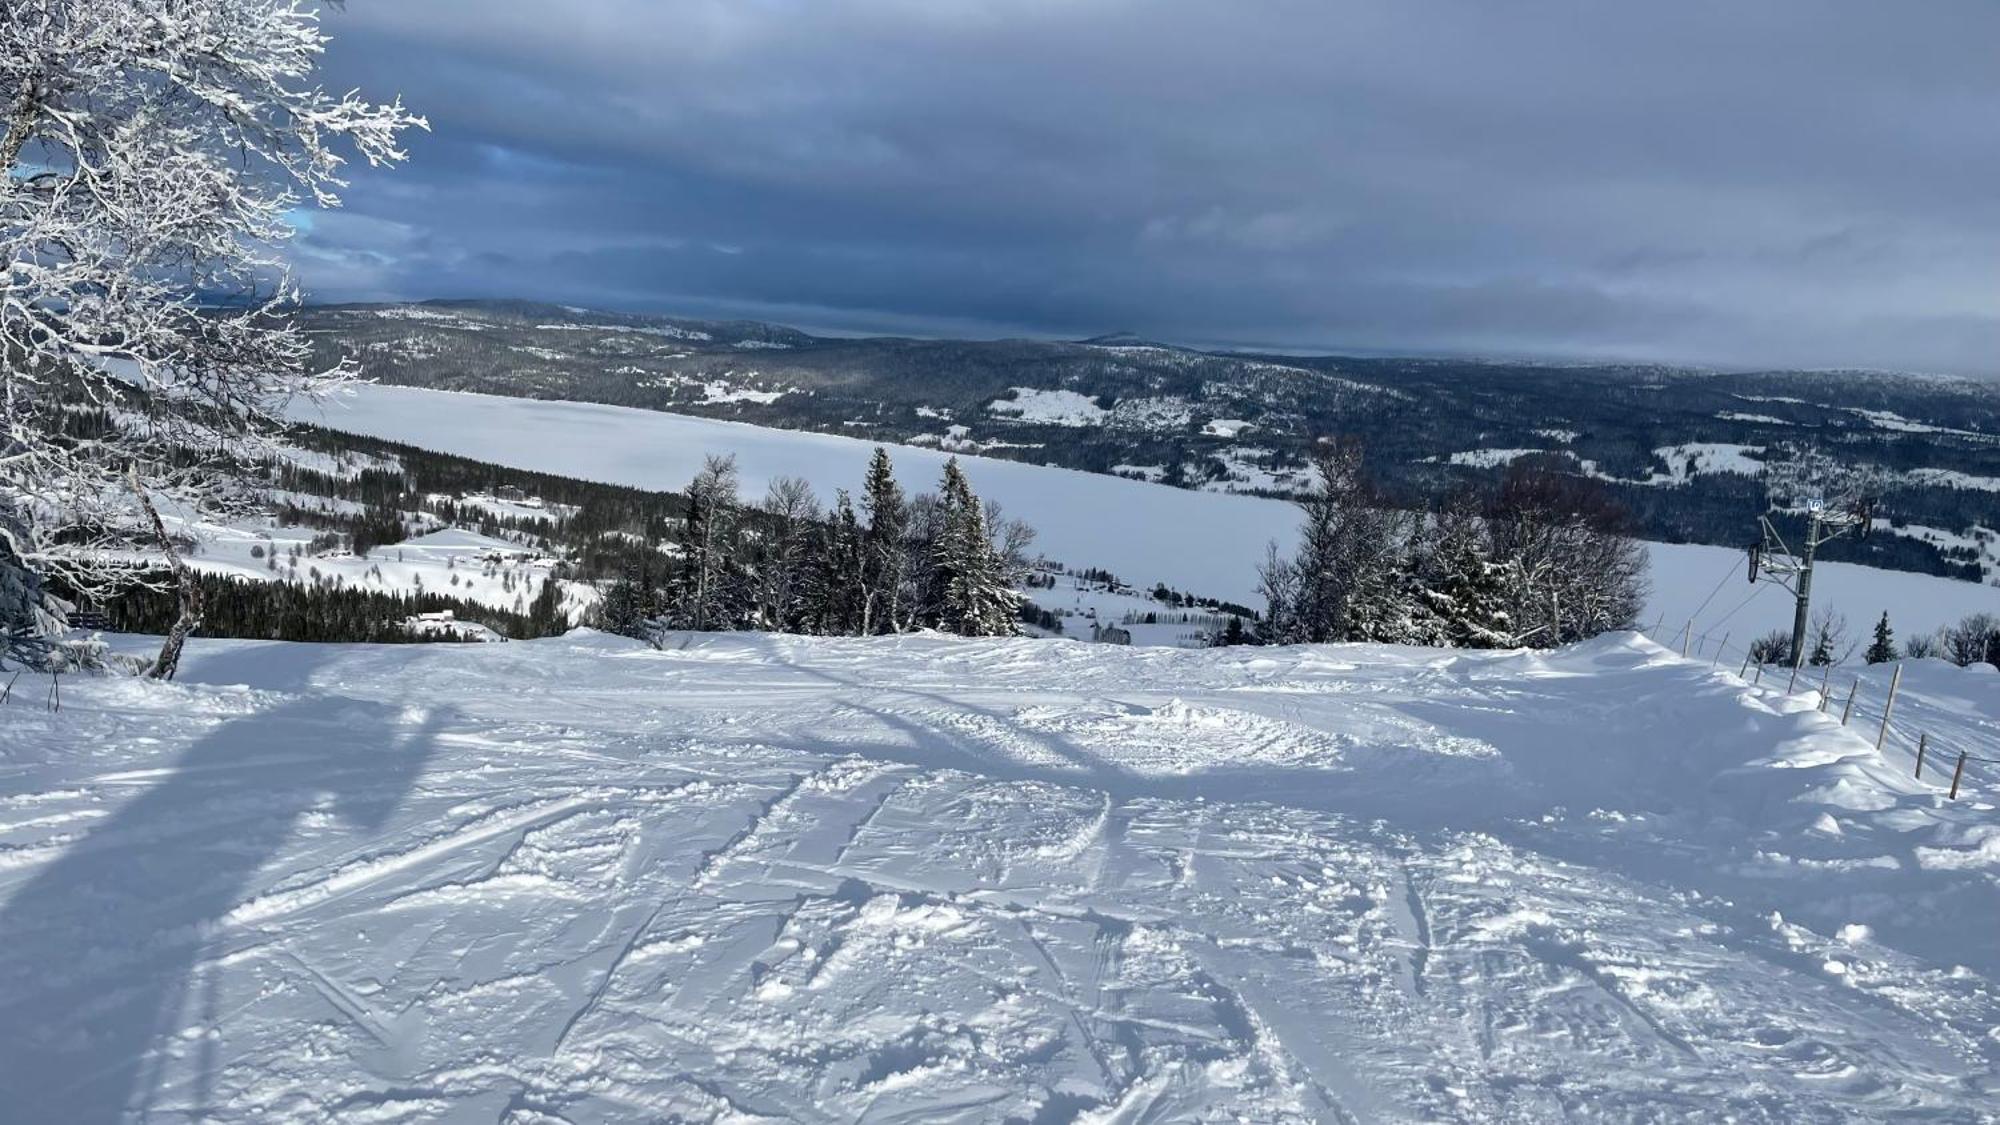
top-left (860, 447), bottom-right (907, 635)
top-left (1, 1), bottom-right (422, 676)
top-left (928, 460), bottom-right (1019, 637)
top-left (1865, 611), bottom-right (1897, 665)
top-left (1344, 508), bottom-right (1432, 646)
top-left (1408, 498), bottom-right (1512, 649)
top-left (809, 490), bottom-right (867, 636)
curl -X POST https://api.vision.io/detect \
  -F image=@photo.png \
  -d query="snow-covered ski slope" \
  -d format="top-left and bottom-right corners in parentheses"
top-left (3, 631), bottom-right (1997, 1121)
top-left (304, 384), bottom-right (2000, 637)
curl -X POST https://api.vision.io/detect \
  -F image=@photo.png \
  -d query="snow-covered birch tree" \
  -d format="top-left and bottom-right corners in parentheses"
top-left (1, 1), bottom-right (423, 674)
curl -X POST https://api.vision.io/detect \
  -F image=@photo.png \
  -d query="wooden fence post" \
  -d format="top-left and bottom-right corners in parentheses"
top-left (1949, 751), bottom-right (1967, 800)
top-left (1712, 633), bottom-right (1730, 669)
top-left (1914, 733), bottom-right (1927, 779)
top-left (1876, 664), bottom-right (1903, 751)
top-left (1739, 652), bottom-right (1752, 678)
top-left (1840, 679), bottom-right (1858, 726)
top-left (1754, 662), bottom-right (1764, 685)
top-left (1818, 664), bottom-right (1833, 712)
top-left (1787, 659), bottom-right (1802, 694)
top-left (1681, 622), bottom-right (1692, 657)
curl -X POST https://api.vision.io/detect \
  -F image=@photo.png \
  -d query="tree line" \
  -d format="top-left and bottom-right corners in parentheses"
top-left (1763, 609), bottom-right (2000, 670)
top-left (597, 448), bottom-right (1030, 642)
top-left (1257, 439), bottom-right (1647, 648)
top-left (97, 572), bottom-right (567, 645)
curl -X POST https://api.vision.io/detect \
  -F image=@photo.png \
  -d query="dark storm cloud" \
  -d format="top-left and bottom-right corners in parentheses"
top-left (304, 1), bottom-right (2000, 372)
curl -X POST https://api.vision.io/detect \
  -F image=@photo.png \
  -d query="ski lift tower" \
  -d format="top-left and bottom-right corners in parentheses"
top-left (1749, 485), bottom-right (1872, 669)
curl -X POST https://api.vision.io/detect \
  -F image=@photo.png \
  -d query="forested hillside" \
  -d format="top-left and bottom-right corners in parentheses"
top-left (302, 300), bottom-right (2000, 582)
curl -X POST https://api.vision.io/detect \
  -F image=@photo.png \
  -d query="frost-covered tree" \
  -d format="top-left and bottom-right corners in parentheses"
top-left (927, 459), bottom-right (1018, 637)
top-left (1288, 439), bottom-right (1371, 642)
top-left (756, 475), bottom-right (819, 631)
top-left (1271, 438), bottom-right (1411, 644)
top-left (1864, 611), bottom-right (1897, 665)
top-left (667, 455), bottom-right (743, 631)
top-left (859, 447), bottom-right (905, 635)
top-left (1, 1), bottom-right (423, 675)
top-left (1255, 539), bottom-right (1302, 645)
top-left (1408, 497), bottom-right (1512, 649)
top-left (1487, 465), bottom-right (1647, 646)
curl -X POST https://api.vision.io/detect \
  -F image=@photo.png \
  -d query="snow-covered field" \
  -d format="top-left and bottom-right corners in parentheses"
top-left (3, 631), bottom-right (1997, 1120)
top-left (304, 385), bottom-right (2000, 644)
top-left (165, 505), bottom-right (593, 624)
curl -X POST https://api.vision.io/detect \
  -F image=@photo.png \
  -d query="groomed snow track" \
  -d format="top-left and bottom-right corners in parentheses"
top-left (2, 632), bottom-right (1997, 1122)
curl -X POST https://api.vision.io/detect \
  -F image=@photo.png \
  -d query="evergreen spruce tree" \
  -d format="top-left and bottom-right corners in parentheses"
top-left (810, 490), bottom-right (867, 636)
top-left (1409, 500), bottom-right (1512, 649)
top-left (928, 460), bottom-right (1019, 637)
top-left (1865, 612), bottom-right (1897, 664)
top-left (526, 578), bottom-right (568, 638)
top-left (597, 558), bottom-right (657, 641)
top-left (860, 448), bottom-right (907, 635)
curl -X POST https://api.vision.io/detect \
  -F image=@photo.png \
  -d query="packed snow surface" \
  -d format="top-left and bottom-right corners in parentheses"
top-left (303, 385), bottom-right (2000, 639)
top-left (4, 631), bottom-right (1998, 1121)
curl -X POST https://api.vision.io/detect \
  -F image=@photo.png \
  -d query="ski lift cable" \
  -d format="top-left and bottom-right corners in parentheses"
top-left (1703, 583), bottom-right (1771, 638)
top-left (1685, 553), bottom-right (1741, 627)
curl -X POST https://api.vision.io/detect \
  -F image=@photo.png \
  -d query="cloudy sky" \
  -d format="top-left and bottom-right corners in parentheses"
top-left (306, 1), bottom-right (2000, 373)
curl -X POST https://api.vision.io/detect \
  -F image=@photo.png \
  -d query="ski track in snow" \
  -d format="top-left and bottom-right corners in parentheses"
top-left (2, 630), bottom-right (1999, 1122)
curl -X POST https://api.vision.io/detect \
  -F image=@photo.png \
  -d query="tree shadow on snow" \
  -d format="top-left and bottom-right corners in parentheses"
top-left (0, 645), bottom-right (446, 1122)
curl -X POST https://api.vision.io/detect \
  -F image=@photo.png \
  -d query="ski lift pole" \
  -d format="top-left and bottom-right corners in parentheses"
top-left (1788, 509), bottom-right (1819, 669)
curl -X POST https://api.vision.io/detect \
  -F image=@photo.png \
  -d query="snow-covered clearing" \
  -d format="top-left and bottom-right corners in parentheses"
top-left (302, 385), bottom-right (2000, 643)
top-left (169, 512), bottom-right (594, 623)
top-left (3, 631), bottom-right (1997, 1120)
top-left (986, 388), bottom-right (1110, 427)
